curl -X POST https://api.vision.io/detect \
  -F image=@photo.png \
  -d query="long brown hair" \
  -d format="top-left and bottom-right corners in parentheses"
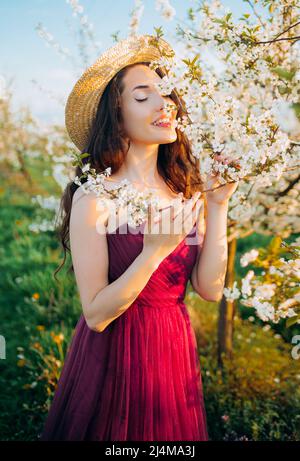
top-left (53, 61), bottom-right (203, 281)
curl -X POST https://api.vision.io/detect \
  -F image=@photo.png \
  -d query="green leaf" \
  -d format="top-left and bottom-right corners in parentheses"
top-left (187, 8), bottom-right (195, 20)
top-left (286, 315), bottom-right (299, 328)
top-left (153, 26), bottom-right (164, 39)
top-left (212, 18), bottom-right (225, 25)
top-left (191, 53), bottom-right (200, 65)
top-left (272, 66), bottom-right (295, 82)
top-left (269, 236), bottom-right (283, 252)
top-left (269, 3), bottom-right (275, 13)
top-left (278, 85), bottom-right (289, 95)
top-left (291, 103), bottom-right (300, 118)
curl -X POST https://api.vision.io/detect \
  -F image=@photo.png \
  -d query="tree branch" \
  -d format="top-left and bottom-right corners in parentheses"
top-left (277, 173), bottom-right (300, 197)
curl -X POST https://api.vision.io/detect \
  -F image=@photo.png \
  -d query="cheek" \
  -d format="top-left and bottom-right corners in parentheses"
top-left (123, 105), bottom-right (152, 131)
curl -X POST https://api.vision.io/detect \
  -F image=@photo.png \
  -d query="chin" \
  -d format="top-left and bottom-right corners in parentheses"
top-left (156, 132), bottom-right (177, 142)
top-left (163, 134), bottom-right (177, 143)
top-left (158, 140), bottom-right (177, 145)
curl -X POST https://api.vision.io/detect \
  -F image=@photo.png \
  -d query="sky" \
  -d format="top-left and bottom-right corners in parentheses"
top-left (0, 0), bottom-right (267, 127)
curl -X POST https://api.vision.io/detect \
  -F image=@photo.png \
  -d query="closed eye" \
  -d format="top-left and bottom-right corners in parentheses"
top-left (135, 94), bottom-right (172, 103)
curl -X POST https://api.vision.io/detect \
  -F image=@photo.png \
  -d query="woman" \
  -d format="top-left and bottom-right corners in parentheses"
top-left (39, 34), bottom-right (238, 441)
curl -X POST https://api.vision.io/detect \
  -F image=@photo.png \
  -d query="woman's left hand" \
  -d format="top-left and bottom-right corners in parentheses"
top-left (202, 154), bottom-right (239, 205)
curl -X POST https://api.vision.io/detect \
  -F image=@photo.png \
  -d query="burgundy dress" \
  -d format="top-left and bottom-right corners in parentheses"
top-left (39, 221), bottom-right (209, 441)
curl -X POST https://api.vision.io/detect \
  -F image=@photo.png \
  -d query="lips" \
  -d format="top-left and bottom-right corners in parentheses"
top-left (152, 118), bottom-right (174, 127)
top-left (152, 121), bottom-right (171, 127)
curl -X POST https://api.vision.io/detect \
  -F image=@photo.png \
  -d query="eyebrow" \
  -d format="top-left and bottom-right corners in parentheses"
top-left (131, 84), bottom-right (151, 92)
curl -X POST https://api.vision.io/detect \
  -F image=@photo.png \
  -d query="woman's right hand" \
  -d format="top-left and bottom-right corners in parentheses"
top-left (142, 191), bottom-right (203, 259)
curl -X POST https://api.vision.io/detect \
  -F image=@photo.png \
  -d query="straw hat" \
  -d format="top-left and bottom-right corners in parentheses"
top-left (65, 34), bottom-right (175, 152)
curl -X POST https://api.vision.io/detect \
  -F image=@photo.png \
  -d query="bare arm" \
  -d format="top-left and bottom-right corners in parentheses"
top-left (69, 189), bottom-right (164, 333)
top-left (190, 200), bottom-right (228, 302)
top-left (189, 200), bottom-right (205, 294)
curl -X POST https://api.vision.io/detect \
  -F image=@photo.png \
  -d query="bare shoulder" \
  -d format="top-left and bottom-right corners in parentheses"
top-left (71, 186), bottom-right (110, 229)
top-left (72, 185), bottom-right (85, 206)
top-left (72, 186), bottom-right (93, 207)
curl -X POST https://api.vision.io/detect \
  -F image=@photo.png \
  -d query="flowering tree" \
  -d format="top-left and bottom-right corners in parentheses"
top-left (134, 0), bottom-right (300, 362)
top-left (19, 0), bottom-right (300, 363)
top-left (0, 80), bottom-right (51, 187)
top-left (224, 235), bottom-right (300, 327)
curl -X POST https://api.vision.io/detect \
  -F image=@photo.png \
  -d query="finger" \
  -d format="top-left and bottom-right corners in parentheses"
top-left (174, 192), bottom-right (201, 233)
top-left (145, 204), bottom-right (152, 234)
top-left (146, 203), bottom-right (158, 234)
top-left (172, 198), bottom-right (191, 233)
top-left (157, 200), bottom-right (182, 235)
top-left (188, 197), bottom-right (203, 228)
top-left (155, 200), bottom-right (182, 235)
top-left (166, 204), bottom-right (176, 235)
top-left (206, 175), bottom-right (222, 188)
top-left (183, 191), bottom-right (201, 214)
top-left (183, 199), bottom-right (203, 233)
top-left (152, 202), bottom-right (175, 235)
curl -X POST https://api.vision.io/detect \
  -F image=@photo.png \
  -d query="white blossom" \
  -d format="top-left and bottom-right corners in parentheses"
top-left (223, 281), bottom-right (241, 301)
top-left (240, 249), bottom-right (259, 267)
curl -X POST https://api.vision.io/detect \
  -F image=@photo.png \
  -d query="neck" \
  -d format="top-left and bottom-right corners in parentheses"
top-left (113, 141), bottom-right (162, 185)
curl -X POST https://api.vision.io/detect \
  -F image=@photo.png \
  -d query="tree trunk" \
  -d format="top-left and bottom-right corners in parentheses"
top-left (217, 237), bottom-right (237, 367)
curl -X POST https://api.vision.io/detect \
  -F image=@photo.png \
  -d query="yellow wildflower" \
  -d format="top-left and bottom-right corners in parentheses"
top-left (50, 332), bottom-right (64, 344)
top-left (32, 342), bottom-right (43, 351)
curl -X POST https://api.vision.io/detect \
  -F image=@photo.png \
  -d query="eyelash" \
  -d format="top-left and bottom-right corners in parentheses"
top-left (135, 94), bottom-right (172, 103)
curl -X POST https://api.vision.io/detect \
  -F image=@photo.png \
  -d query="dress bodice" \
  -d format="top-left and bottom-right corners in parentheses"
top-left (106, 221), bottom-right (203, 307)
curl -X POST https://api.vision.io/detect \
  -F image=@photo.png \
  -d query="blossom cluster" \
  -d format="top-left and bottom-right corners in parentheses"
top-left (223, 236), bottom-right (300, 326)
top-left (128, 0), bottom-right (145, 37)
top-left (147, 0), bottom-right (300, 238)
top-left (72, 153), bottom-right (187, 228)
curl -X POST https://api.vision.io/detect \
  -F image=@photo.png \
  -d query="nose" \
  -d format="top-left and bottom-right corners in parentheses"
top-left (157, 96), bottom-right (177, 116)
top-left (158, 95), bottom-right (167, 110)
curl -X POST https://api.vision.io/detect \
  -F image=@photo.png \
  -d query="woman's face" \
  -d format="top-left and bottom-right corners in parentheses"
top-left (119, 64), bottom-right (178, 145)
